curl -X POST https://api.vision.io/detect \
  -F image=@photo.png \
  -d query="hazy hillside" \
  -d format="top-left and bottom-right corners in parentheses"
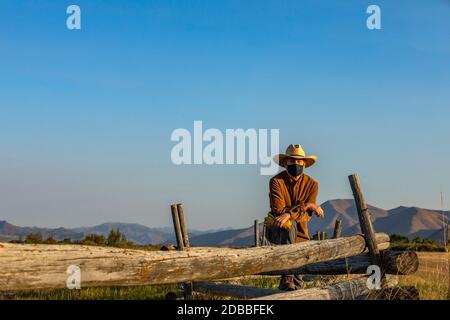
top-left (0, 220), bottom-right (84, 242)
top-left (344, 206), bottom-right (448, 239)
top-left (308, 199), bottom-right (388, 236)
top-left (427, 225), bottom-right (450, 243)
top-left (190, 225), bottom-right (256, 247)
top-left (374, 206), bottom-right (448, 239)
top-left (0, 221), bottom-right (174, 245)
top-left (72, 223), bottom-right (174, 245)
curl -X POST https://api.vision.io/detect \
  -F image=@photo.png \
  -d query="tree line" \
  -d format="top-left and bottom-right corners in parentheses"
top-left (390, 234), bottom-right (448, 252)
top-left (10, 229), bottom-right (135, 248)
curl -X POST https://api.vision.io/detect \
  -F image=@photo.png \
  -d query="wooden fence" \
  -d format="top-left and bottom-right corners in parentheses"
top-left (0, 174), bottom-right (420, 299)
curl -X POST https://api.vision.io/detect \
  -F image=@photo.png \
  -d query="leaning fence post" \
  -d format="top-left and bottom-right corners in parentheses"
top-left (170, 204), bottom-right (184, 251)
top-left (348, 174), bottom-right (381, 267)
top-left (254, 219), bottom-right (260, 247)
top-left (177, 203), bottom-right (190, 248)
top-left (333, 219), bottom-right (342, 239)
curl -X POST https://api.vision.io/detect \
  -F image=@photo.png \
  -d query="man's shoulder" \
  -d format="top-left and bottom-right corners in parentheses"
top-left (270, 171), bottom-right (287, 183)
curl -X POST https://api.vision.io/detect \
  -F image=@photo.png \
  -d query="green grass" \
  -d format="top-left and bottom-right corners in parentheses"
top-left (2, 284), bottom-right (180, 300)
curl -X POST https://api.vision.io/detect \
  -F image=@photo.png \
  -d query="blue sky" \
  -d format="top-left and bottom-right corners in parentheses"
top-left (0, 0), bottom-right (449, 229)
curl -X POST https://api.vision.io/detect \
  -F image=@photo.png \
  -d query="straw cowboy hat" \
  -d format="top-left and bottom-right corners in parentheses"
top-left (274, 144), bottom-right (317, 168)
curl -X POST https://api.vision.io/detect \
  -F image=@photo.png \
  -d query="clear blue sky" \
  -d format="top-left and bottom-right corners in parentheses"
top-left (0, 0), bottom-right (449, 229)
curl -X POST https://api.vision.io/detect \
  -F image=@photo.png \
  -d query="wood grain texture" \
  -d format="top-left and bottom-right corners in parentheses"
top-left (253, 275), bottom-right (398, 300)
top-left (259, 250), bottom-right (418, 276)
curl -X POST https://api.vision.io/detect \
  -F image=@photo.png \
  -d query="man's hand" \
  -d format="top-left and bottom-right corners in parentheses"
top-left (274, 213), bottom-right (291, 228)
top-left (306, 203), bottom-right (324, 218)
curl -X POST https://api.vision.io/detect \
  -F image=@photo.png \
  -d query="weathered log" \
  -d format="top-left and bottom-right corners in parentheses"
top-left (193, 281), bottom-right (281, 299)
top-left (253, 275), bottom-right (398, 300)
top-left (259, 250), bottom-right (418, 276)
top-left (0, 233), bottom-right (389, 291)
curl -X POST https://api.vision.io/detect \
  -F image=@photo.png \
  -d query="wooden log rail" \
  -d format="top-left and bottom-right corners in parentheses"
top-left (253, 275), bottom-right (399, 300)
top-left (194, 276), bottom-right (399, 300)
top-left (0, 233), bottom-right (389, 291)
top-left (259, 250), bottom-right (419, 276)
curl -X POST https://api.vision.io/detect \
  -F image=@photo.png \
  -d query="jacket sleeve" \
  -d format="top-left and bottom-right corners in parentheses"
top-left (269, 178), bottom-right (306, 220)
top-left (269, 178), bottom-right (288, 216)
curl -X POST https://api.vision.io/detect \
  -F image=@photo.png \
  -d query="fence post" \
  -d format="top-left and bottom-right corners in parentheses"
top-left (333, 219), bottom-right (342, 239)
top-left (170, 204), bottom-right (184, 251)
top-left (254, 219), bottom-right (259, 247)
top-left (261, 224), bottom-right (267, 246)
top-left (177, 203), bottom-right (190, 248)
top-left (348, 174), bottom-right (381, 267)
top-left (315, 230), bottom-right (321, 241)
top-left (171, 203), bottom-right (194, 299)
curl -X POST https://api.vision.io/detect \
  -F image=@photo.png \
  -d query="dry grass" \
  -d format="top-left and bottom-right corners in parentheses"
top-left (398, 252), bottom-right (449, 300)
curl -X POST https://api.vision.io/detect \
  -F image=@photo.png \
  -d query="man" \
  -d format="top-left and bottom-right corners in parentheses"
top-left (265, 144), bottom-right (324, 291)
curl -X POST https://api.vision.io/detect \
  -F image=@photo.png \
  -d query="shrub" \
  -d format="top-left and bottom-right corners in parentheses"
top-left (24, 233), bottom-right (43, 244)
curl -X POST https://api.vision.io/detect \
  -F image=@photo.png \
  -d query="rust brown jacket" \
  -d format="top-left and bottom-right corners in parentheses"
top-left (269, 171), bottom-right (319, 242)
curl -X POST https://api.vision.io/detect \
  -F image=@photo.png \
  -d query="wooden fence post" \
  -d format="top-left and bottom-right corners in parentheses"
top-left (177, 203), bottom-right (190, 248)
top-left (333, 219), bottom-right (342, 239)
top-left (175, 203), bottom-right (193, 299)
top-left (348, 174), bottom-right (381, 268)
top-left (170, 204), bottom-right (184, 251)
top-left (261, 224), bottom-right (267, 246)
top-left (254, 219), bottom-right (259, 247)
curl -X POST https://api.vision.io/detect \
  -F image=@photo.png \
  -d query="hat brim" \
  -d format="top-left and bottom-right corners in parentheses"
top-left (274, 154), bottom-right (317, 168)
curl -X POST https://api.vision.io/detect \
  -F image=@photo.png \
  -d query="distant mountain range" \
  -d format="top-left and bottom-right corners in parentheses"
top-left (194, 199), bottom-right (449, 247)
top-left (0, 220), bottom-right (232, 245)
top-left (1, 199), bottom-right (448, 246)
top-left (310, 200), bottom-right (449, 241)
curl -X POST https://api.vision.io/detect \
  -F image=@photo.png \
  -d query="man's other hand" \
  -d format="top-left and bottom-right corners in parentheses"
top-left (306, 203), bottom-right (324, 218)
top-left (274, 213), bottom-right (291, 228)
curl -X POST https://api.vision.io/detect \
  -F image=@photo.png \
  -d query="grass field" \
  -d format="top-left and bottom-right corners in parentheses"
top-left (2, 252), bottom-right (448, 300)
top-left (398, 252), bottom-right (449, 300)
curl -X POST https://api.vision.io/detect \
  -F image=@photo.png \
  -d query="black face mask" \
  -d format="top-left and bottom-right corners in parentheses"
top-left (287, 164), bottom-right (304, 177)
